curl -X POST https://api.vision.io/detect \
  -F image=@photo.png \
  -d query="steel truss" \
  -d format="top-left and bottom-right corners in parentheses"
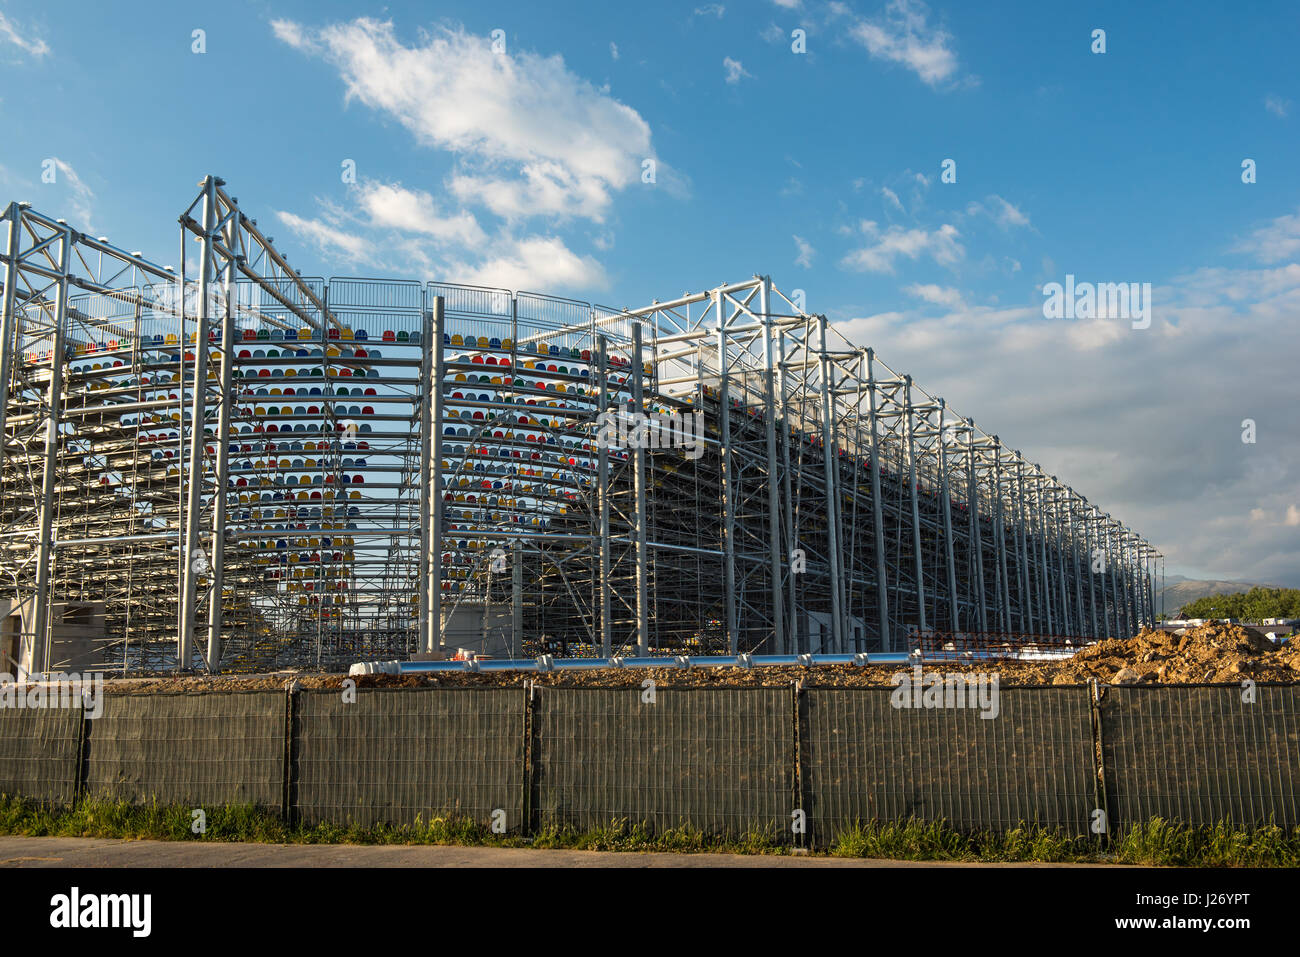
top-left (0, 178), bottom-right (1161, 674)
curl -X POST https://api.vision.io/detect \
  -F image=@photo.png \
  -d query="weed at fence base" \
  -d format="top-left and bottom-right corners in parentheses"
top-left (828, 816), bottom-right (1300, 866)
top-left (1, 795), bottom-right (1296, 865)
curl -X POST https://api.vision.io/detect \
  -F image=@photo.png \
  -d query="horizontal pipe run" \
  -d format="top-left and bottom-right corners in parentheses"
top-left (381, 651), bottom-right (948, 675)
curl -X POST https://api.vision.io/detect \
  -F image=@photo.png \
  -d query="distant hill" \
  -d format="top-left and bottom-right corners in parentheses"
top-left (1158, 576), bottom-right (1283, 617)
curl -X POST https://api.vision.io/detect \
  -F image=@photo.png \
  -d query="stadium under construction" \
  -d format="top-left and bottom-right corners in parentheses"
top-left (0, 176), bottom-right (1162, 676)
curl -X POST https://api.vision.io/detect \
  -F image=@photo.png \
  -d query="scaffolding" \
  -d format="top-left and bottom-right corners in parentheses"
top-left (0, 177), bottom-right (1162, 676)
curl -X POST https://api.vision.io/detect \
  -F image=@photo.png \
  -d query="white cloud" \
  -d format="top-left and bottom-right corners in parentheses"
top-left (793, 235), bottom-right (815, 268)
top-left (270, 19), bottom-right (673, 295)
top-left (274, 209), bottom-right (376, 266)
top-left (270, 18), bottom-right (309, 51)
top-left (832, 260), bottom-right (1300, 584)
top-left (771, 0), bottom-right (803, 8)
top-left (986, 195), bottom-right (1029, 228)
top-left (695, 4), bottom-right (726, 18)
top-left (356, 181), bottom-right (487, 247)
top-left (1233, 206), bottom-right (1300, 264)
top-left (903, 283), bottom-right (964, 309)
top-left (847, 0), bottom-right (959, 88)
top-left (449, 163), bottom-right (617, 222)
top-left (1265, 94), bottom-right (1289, 118)
top-left (455, 236), bottom-right (607, 291)
top-left (0, 11), bottom-right (50, 57)
top-left (45, 158), bottom-right (95, 231)
top-left (840, 221), bottom-right (963, 273)
top-left (965, 194), bottom-right (1031, 229)
top-left (274, 19), bottom-right (654, 223)
top-left (881, 186), bottom-right (904, 212)
top-left (277, 196), bottom-right (606, 292)
top-left (723, 56), bottom-right (753, 85)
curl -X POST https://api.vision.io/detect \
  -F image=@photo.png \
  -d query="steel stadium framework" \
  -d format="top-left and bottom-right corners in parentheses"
top-left (0, 176), bottom-right (1162, 676)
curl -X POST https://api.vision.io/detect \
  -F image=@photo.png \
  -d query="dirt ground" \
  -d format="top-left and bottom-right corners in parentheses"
top-left (94, 622), bottom-right (1298, 692)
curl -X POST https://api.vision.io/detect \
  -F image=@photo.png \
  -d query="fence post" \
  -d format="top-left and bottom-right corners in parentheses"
top-left (74, 694), bottom-right (90, 806)
top-left (523, 681), bottom-right (536, 837)
top-left (1087, 679), bottom-right (1110, 848)
top-left (792, 679), bottom-right (806, 852)
top-left (282, 684), bottom-right (298, 825)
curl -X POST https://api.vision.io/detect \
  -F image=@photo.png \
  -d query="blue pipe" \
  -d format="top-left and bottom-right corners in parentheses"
top-left (388, 651), bottom-right (920, 674)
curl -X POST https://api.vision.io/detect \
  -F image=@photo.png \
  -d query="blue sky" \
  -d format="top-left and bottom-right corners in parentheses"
top-left (2, 0), bottom-right (1298, 585)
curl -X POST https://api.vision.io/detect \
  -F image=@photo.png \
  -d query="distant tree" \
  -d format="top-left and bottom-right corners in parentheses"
top-left (1179, 587), bottom-right (1300, 620)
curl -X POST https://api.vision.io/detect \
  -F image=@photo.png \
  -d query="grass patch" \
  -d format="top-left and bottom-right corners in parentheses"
top-left (829, 818), bottom-right (1095, 862)
top-left (529, 818), bottom-right (786, 855)
top-left (1, 795), bottom-right (1295, 865)
top-left (828, 816), bottom-right (1300, 866)
top-left (0, 794), bottom-right (782, 855)
top-left (1108, 817), bottom-right (1300, 867)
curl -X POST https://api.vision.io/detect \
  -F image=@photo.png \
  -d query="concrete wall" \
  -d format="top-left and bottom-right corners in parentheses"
top-left (0, 599), bottom-right (110, 677)
top-left (439, 602), bottom-right (515, 658)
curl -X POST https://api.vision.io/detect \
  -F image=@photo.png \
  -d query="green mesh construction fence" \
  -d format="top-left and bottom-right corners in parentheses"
top-left (84, 691), bottom-right (284, 808)
top-left (2, 683), bottom-right (1298, 838)
top-left (801, 685), bottom-right (1098, 841)
top-left (1099, 684), bottom-right (1300, 829)
top-left (0, 703), bottom-right (82, 805)
top-left (292, 687), bottom-right (525, 829)
top-left (532, 686), bottom-right (795, 838)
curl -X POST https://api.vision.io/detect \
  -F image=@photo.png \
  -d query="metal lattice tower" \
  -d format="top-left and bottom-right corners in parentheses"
top-left (0, 178), bottom-right (1163, 676)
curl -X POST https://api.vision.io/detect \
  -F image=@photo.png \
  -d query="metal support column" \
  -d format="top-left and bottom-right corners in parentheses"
top-left (1013, 459), bottom-right (1032, 632)
top-left (1086, 506), bottom-right (1099, 639)
top-left (778, 319), bottom-right (798, 653)
top-left (424, 296), bottom-right (445, 653)
top-left (715, 299), bottom-right (738, 652)
top-left (631, 322), bottom-right (649, 655)
top-left (865, 349), bottom-right (889, 651)
top-left (758, 278), bottom-right (785, 653)
top-left (29, 222), bottom-right (72, 676)
top-left (417, 302), bottom-right (433, 655)
top-left (966, 420), bottom-right (987, 633)
top-left (817, 315), bottom-right (843, 652)
top-left (0, 203), bottom-right (20, 483)
top-left (993, 439), bottom-right (1012, 633)
top-left (1037, 473), bottom-right (1055, 635)
top-left (1107, 523), bottom-right (1121, 639)
top-left (904, 379), bottom-right (926, 633)
top-left (1070, 495), bottom-right (1086, 638)
top-left (205, 223), bottom-right (238, 671)
top-left (511, 541), bottom-right (523, 657)
top-left (937, 400), bottom-right (959, 631)
top-left (178, 177), bottom-right (217, 669)
top-left (596, 336), bottom-right (612, 657)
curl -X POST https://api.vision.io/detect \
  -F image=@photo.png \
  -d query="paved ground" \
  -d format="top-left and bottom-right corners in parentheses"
top-left (0, 836), bottom-right (1093, 867)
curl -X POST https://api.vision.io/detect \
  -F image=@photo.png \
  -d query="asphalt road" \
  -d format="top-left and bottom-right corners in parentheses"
top-left (0, 836), bottom-right (1090, 867)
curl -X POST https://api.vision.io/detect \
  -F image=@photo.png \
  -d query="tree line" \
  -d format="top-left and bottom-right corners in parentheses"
top-left (1178, 587), bottom-right (1300, 621)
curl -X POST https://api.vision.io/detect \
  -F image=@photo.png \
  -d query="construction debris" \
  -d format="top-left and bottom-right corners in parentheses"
top-left (87, 623), bottom-right (1296, 693)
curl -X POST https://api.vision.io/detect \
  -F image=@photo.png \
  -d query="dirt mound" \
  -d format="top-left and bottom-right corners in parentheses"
top-left (96, 623), bottom-right (1296, 692)
top-left (1009, 622), bottom-right (1297, 685)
